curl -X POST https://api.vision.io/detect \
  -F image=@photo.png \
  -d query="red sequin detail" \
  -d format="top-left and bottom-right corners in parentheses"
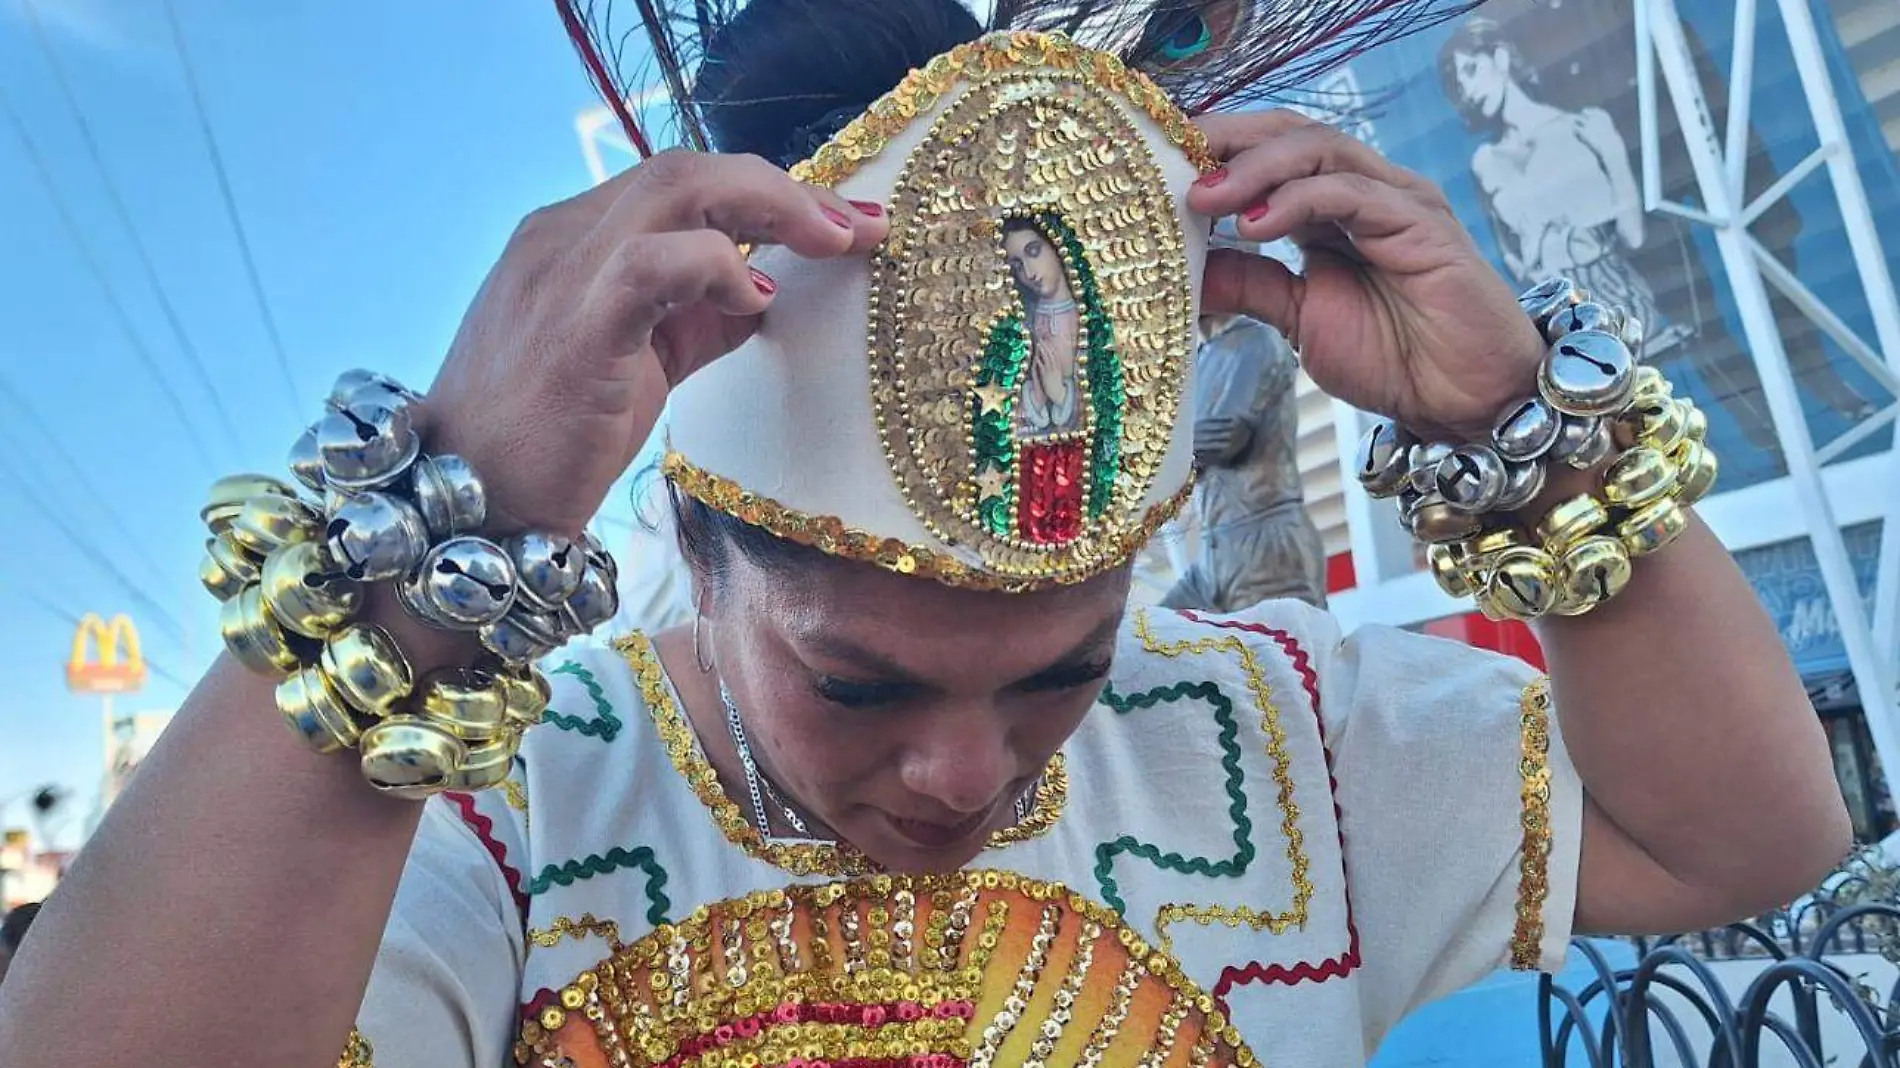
top-left (1016, 440), bottom-right (1086, 544)
top-left (652, 1001), bottom-right (975, 1068)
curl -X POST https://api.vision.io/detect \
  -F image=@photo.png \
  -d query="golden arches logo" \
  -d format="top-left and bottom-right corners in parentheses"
top-left (66, 613), bottom-right (147, 694)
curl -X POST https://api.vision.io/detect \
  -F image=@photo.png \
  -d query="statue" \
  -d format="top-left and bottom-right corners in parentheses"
top-left (1162, 314), bottom-right (1329, 611)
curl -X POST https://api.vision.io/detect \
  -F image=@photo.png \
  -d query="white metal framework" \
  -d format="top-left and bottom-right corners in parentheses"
top-left (1333, 0), bottom-right (1900, 793)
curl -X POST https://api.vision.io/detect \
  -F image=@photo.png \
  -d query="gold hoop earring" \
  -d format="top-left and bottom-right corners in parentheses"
top-left (692, 590), bottom-right (715, 674)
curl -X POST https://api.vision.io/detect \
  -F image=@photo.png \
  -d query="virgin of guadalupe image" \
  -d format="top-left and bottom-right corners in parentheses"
top-left (1003, 217), bottom-right (1084, 437)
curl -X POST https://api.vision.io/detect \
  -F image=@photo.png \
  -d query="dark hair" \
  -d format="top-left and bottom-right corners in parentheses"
top-left (656, 473), bottom-right (831, 590)
top-left (691, 0), bottom-right (984, 166)
top-left (1434, 16), bottom-right (1539, 131)
top-left (1, 902), bottom-right (40, 954)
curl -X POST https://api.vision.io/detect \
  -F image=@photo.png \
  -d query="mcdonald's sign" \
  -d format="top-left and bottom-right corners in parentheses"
top-left (66, 614), bottom-right (147, 694)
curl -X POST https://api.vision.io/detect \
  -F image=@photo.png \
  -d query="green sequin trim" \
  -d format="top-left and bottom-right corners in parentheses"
top-left (527, 845), bottom-right (673, 926)
top-left (973, 313), bottom-right (1028, 537)
top-left (543, 662), bottom-right (623, 742)
top-left (1091, 679), bottom-right (1255, 916)
top-left (1049, 217), bottom-right (1124, 519)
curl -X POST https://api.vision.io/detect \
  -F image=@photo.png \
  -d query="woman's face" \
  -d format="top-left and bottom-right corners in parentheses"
top-left (1453, 47), bottom-right (1510, 119)
top-left (1004, 227), bottom-right (1066, 301)
top-left (708, 552), bottom-right (1130, 873)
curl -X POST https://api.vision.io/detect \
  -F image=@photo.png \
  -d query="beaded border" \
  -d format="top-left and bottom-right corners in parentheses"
top-left (663, 452), bottom-right (1192, 593)
top-left (615, 632), bottom-right (1068, 877)
top-left (335, 1028), bottom-right (373, 1068)
top-left (1509, 676), bottom-right (1555, 971)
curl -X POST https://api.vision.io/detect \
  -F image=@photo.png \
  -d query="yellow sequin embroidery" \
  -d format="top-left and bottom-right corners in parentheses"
top-left (1510, 676), bottom-right (1555, 971)
top-left (529, 913), bottom-right (626, 954)
top-left (336, 1028), bottom-right (372, 1068)
top-left (616, 632), bottom-right (1068, 877)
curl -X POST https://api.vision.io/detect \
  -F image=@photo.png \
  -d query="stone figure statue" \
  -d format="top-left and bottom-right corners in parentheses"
top-left (1162, 314), bottom-right (1329, 611)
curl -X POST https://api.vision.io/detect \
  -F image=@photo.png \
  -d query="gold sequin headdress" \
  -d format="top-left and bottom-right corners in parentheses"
top-left (559, 0), bottom-right (1483, 591)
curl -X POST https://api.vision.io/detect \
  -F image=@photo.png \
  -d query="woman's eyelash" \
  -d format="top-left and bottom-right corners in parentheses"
top-left (1023, 660), bottom-right (1113, 692)
top-left (813, 677), bottom-right (907, 709)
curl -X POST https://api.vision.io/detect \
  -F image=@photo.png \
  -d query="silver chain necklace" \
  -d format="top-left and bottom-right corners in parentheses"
top-left (720, 682), bottom-right (1041, 839)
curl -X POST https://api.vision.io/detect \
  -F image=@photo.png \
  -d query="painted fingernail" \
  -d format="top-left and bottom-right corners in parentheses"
top-left (1195, 167), bottom-right (1230, 188)
top-left (750, 267), bottom-right (777, 295)
top-left (821, 205), bottom-right (853, 229)
top-left (1243, 202), bottom-right (1270, 222)
top-left (849, 199), bottom-right (885, 218)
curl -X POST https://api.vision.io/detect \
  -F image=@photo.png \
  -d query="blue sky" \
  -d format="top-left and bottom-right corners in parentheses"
top-left (0, 0), bottom-right (616, 843)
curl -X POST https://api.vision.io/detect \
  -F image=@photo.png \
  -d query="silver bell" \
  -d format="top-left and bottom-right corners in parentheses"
top-left (288, 424), bottom-right (327, 493)
top-left (1539, 330), bottom-right (1637, 417)
top-left (1493, 458), bottom-right (1548, 513)
top-left (326, 491), bottom-right (431, 582)
top-left (1517, 277), bottom-right (1582, 329)
top-left (1619, 315), bottom-right (1647, 356)
top-left (327, 370), bottom-right (422, 414)
top-left (1543, 301), bottom-right (1622, 343)
top-left (396, 568), bottom-right (460, 630)
top-left (411, 454), bottom-right (488, 539)
top-left (562, 562), bottom-right (621, 636)
top-left (407, 537), bottom-right (519, 628)
top-left (1355, 420), bottom-right (1414, 499)
top-left (508, 533), bottom-right (584, 612)
top-left (1406, 441), bottom-right (1453, 497)
top-left (1549, 414), bottom-right (1615, 470)
top-left (1492, 395), bottom-right (1563, 463)
top-left (1434, 444), bottom-right (1508, 515)
top-left (478, 609), bottom-right (566, 667)
top-left (580, 529), bottom-right (619, 582)
top-left (317, 400), bottom-right (422, 492)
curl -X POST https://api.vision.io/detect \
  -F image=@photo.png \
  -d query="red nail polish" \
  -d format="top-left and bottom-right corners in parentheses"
top-left (1243, 202), bottom-right (1270, 222)
top-left (849, 199), bottom-right (885, 218)
top-left (821, 205), bottom-right (853, 229)
top-left (750, 267), bottom-right (777, 295)
top-left (1195, 167), bottom-right (1230, 188)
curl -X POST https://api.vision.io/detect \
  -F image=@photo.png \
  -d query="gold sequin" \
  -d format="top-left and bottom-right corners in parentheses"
top-left (616, 631), bottom-right (1069, 876)
top-left (336, 1027), bottom-right (373, 1068)
top-left (501, 776), bottom-right (530, 828)
top-left (528, 913), bottom-right (626, 954)
top-left (1510, 677), bottom-right (1555, 971)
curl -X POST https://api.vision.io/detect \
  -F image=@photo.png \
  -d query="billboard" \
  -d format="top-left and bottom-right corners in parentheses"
top-left (65, 613), bottom-right (146, 694)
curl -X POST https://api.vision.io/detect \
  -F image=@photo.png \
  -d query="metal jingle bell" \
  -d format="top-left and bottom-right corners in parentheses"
top-left (1674, 439), bottom-right (1720, 504)
top-left (1406, 441), bottom-right (1454, 497)
top-left (1493, 458), bottom-right (1548, 514)
top-left (1538, 330), bottom-right (1637, 417)
top-left (394, 570), bottom-right (459, 631)
top-left (1434, 444), bottom-right (1509, 514)
top-left (220, 585), bottom-right (307, 678)
top-left (478, 610), bottom-right (565, 668)
top-left (445, 738), bottom-right (517, 792)
top-left (227, 493), bottom-right (324, 557)
top-left (1618, 498), bottom-right (1691, 558)
top-left (1558, 535), bottom-right (1634, 608)
top-left (260, 540), bottom-right (365, 639)
top-left (316, 399), bottom-right (422, 492)
top-left (327, 491), bottom-right (431, 582)
top-left (320, 623), bottom-right (415, 716)
top-left (1355, 420), bottom-right (1414, 499)
top-left (1535, 494), bottom-right (1612, 555)
top-left (1426, 543), bottom-right (1474, 599)
top-left (1619, 314), bottom-right (1647, 356)
top-left (276, 665), bottom-right (366, 755)
top-left (507, 533), bottom-right (584, 613)
top-left (288, 424), bottom-right (327, 493)
top-left (1612, 397), bottom-right (1677, 452)
top-left (359, 716), bottom-right (468, 801)
top-left (1681, 402), bottom-right (1710, 444)
top-left (417, 667), bottom-right (510, 742)
top-left (1549, 414), bottom-right (1614, 470)
top-left (1407, 492), bottom-right (1486, 544)
top-left (198, 548), bottom-right (249, 603)
top-left (1631, 365), bottom-right (1672, 405)
top-left (496, 666), bottom-right (552, 730)
top-left (1543, 301), bottom-right (1622, 344)
top-left (410, 537), bottom-right (519, 628)
top-left (1601, 446), bottom-right (1679, 510)
top-left (200, 535), bottom-right (264, 599)
top-left (561, 562), bottom-right (621, 636)
top-left (202, 474), bottom-right (299, 532)
top-left (580, 530), bottom-right (619, 582)
top-left (1517, 277), bottom-right (1582, 329)
top-left (327, 369), bottom-right (422, 414)
top-left (411, 454), bottom-right (488, 540)
top-left (1492, 395), bottom-right (1563, 463)
top-left (1482, 546), bottom-right (1561, 621)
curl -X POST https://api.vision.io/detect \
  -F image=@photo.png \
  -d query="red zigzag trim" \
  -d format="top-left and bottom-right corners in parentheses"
top-left (1177, 612), bottom-right (1363, 1004)
top-left (446, 790), bottom-right (530, 921)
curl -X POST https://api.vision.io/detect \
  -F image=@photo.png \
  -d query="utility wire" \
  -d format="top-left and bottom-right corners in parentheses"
top-left (0, 88), bottom-right (220, 475)
top-left (0, 575), bottom-right (194, 691)
top-left (20, 0), bottom-right (246, 460)
top-left (160, 0), bottom-right (304, 421)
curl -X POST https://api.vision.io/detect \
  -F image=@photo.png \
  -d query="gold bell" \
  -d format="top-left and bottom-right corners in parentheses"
top-left (1619, 498), bottom-right (1691, 557)
top-left (227, 494), bottom-right (324, 558)
top-left (202, 474), bottom-right (299, 532)
top-left (1630, 365), bottom-right (1672, 406)
top-left (1673, 439), bottom-right (1719, 504)
top-left (320, 624), bottom-right (414, 717)
top-left (1601, 446), bottom-right (1679, 509)
top-left (1558, 536), bottom-right (1633, 610)
top-left (445, 738), bottom-right (517, 792)
top-left (1479, 546), bottom-right (1560, 621)
top-left (198, 536), bottom-right (260, 603)
top-left (219, 585), bottom-right (304, 677)
top-left (359, 717), bottom-right (468, 801)
top-left (1535, 495), bottom-right (1611, 555)
top-left (417, 668), bottom-right (510, 742)
top-left (1680, 402), bottom-right (1709, 444)
top-left (1614, 397), bottom-right (1689, 454)
top-left (275, 665), bottom-right (365, 755)
top-left (1427, 544), bottom-right (1473, 599)
top-left (497, 667), bottom-right (553, 730)
top-left (1408, 495), bottom-right (1486, 544)
top-left (261, 541), bottom-right (365, 639)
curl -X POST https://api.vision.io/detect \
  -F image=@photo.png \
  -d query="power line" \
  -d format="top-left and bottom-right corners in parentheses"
top-left (20, 0), bottom-right (246, 460)
top-left (0, 575), bottom-right (194, 692)
top-left (160, 0), bottom-right (304, 421)
top-left (0, 88), bottom-right (220, 475)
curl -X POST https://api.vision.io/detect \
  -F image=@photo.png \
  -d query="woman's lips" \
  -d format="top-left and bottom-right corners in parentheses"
top-left (884, 803), bottom-right (995, 850)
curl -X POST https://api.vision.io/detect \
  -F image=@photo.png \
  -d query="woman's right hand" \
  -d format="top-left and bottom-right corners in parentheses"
top-left (422, 150), bottom-right (888, 536)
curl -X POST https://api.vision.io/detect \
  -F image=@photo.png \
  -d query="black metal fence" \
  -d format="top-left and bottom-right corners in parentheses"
top-left (1539, 897), bottom-right (1900, 1067)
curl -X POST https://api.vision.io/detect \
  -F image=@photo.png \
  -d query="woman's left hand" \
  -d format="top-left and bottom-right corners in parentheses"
top-left (1189, 110), bottom-right (1545, 441)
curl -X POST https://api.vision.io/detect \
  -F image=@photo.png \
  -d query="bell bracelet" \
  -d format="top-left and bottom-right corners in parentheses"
top-left (1356, 277), bottom-right (1720, 622)
top-left (199, 369), bottom-right (617, 800)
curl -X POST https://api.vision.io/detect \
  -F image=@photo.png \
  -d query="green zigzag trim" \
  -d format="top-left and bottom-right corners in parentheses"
top-left (526, 845), bottom-right (672, 926)
top-left (543, 661), bottom-right (622, 742)
top-left (1092, 679), bottom-right (1255, 916)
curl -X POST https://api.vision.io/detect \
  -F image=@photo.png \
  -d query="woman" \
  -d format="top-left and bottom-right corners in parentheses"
top-left (0, 2), bottom-right (1848, 1067)
top-left (1003, 218), bottom-right (1083, 436)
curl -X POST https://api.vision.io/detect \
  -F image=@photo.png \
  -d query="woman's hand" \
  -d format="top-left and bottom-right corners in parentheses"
top-left (1189, 110), bottom-right (1545, 442)
top-left (424, 151), bottom-right (887, 535)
